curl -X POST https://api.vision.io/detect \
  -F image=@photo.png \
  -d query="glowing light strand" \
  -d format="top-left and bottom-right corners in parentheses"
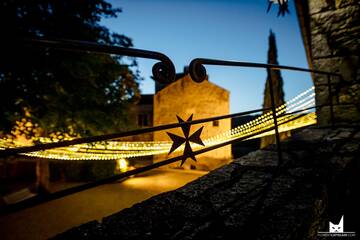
top-left (0, 87), bottom-right (317, 160)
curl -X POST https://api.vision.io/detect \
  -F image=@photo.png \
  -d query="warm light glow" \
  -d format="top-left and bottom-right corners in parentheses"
top-left (0, 87), bottom-right (317, 161)
top-left (116, 158), bottom-right (128, 171)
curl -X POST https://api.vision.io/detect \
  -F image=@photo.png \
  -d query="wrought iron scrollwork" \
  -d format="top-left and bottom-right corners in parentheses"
top-left (189, 58), bottom-right (207, 83)
top-left (152, 60), bottom-right (175, 84)
top-left (25, 38), bottom-right (176, 84)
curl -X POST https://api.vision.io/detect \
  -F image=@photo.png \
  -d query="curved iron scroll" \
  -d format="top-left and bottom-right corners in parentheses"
top-left (25, 38), bottom-right (176, 84)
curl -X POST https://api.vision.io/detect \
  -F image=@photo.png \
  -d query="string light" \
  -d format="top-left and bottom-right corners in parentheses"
top-left (116, 158), bottom-right (128, 171)
top-left (0, 87), bottom-right (317, 160)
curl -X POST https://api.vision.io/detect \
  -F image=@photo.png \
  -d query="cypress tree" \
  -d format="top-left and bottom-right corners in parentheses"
top-left (261, 30), bottom-right (288, 148)
top-left (263, 30), bottom-right (285, 111)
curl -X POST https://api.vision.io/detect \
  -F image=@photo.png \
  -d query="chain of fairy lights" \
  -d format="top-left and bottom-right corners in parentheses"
top-left (0, 87), bottom-right (316, 160)
top-left (203, 86), bottom-right (316, 145)
top-left (1, 88), bottom-right (316, 159)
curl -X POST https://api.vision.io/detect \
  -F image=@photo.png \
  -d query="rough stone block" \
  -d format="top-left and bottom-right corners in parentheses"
top-left (314, 73), bottom-right (341, 86)
top-left (337, 55), bottom-right (359, 82)
top-left (335, 0), bottom-right (358, 9)
top-left (325, 128), bottom-right (353, 140)
top-left (333, 104), bottom-right (360, 123)
top-left (313, 57), bottom-right (342, 75)
top-left (176, 163), bottom-right (240, 198)
top-left (309, 0), bottom-right (334, 15)
top-left (313, 55), bottom-right (358, 84)
top-left (330, 29), bottom-right (360, 56)
top-left (315, 85), bottom-right (330, 106)
top-left (310, 4), bottom-right (360, 61)
top-left (337, 82), bottom-right (360, 104)
top-left (316, 106), bottom-right (333, 126)
top-left (338, 93), bottom-right (352, 104)
top-left (291, 127), bottom-right (332, 143)
top-left (209, 169), bottom-right (270, 211)
top-left (311, 5), bottom-right (360, 32)
top-left (318, 102), bottom-right (360, 125)
top-left (234, 150), bottom-right (279, 167)
top-left (311, 33), bottom-right (333, 58)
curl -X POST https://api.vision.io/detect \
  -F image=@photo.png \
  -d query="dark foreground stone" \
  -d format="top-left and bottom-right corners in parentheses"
top-left (53, 127), bottom-right (360, 240)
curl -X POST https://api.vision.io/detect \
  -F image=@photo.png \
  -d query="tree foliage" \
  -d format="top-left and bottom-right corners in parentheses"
top-left (0, 0), bottom-right (141, 138)
top-left (263, 30), bottom-right (285, 111)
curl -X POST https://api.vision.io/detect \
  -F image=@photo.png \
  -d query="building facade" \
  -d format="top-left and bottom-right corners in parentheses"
top-left (153, 74), bottom-right (231, 171)
top-left (129, 70), bottom-right (232, 170)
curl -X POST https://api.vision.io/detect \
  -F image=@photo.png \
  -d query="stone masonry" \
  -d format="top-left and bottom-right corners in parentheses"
top-left (53, 126), bottom-right (360, 239)
top-left (306, 0), bottom-right (360, 125)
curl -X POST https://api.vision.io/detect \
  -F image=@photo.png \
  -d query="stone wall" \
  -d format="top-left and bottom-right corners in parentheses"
top-left (307, 0), bottom-right (360, 124)
top-left (153, 74), bottom-right (231, 171)
top-left (53, 126), bottom-right (360, 239)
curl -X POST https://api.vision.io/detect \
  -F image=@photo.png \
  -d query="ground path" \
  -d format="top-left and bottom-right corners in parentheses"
top-left (0, 169), bottom-right (206, 240)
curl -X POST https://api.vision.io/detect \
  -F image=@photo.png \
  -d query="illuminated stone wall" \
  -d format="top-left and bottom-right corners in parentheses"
top-left (306, 0), bottom-right (360, 124)
top-left (153, 74), bottom-right (231, 171)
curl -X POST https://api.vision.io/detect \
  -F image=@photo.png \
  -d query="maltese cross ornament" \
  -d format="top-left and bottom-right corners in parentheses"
top-left (167, 114), bottom-right (205, 166)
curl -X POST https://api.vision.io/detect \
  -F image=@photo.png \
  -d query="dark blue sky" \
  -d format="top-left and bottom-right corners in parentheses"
top-left (102, 0), bottom-right (313, 113)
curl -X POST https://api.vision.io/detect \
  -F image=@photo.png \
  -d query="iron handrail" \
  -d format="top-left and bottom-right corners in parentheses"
top-left (0, 38), bottom-right (343, 216)
top-left (188, 58), bottom-right (341, 83)
top-left (25, 38), bottom-right (176, 84)
top-left (188, 57), bottom-right (341, 164)
top-left (0, 110), bottom-right (311, 215)
top-left (0, 107), bottom-right (270, 157)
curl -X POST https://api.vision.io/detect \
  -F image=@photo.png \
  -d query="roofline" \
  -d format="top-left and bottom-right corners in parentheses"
top-left (204, 76), bottom-right (230, 93)
top-left (155, 74), bottom-right (230, 95)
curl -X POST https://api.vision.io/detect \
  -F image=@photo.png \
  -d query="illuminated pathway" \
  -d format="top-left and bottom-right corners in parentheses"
top-left (0, 169), bottom-right (207, 240)
top-left (0, 87), bottom-right (316, 160)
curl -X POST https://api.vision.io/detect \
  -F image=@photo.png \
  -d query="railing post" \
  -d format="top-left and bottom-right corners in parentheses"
top-left (267, 68), bottom-right (283, 165)
top-left (327, 74), bottom-right (335, 127)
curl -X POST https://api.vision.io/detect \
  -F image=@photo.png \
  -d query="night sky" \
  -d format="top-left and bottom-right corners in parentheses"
top-left (101, 0), bottom-right (313, 113)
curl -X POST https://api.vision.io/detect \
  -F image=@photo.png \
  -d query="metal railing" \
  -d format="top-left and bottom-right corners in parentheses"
top-left (0, 38), bottom-right (343, 215)
top-left (188, 58), bottom-right (343, 163)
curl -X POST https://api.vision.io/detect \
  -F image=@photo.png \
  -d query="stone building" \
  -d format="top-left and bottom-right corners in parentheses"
top-left (153, 72), bottom-right (231, 171)
top-left (295, 0), bottom-right (360, 125)
top-left (127, 70), bottom-right (231, 171)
